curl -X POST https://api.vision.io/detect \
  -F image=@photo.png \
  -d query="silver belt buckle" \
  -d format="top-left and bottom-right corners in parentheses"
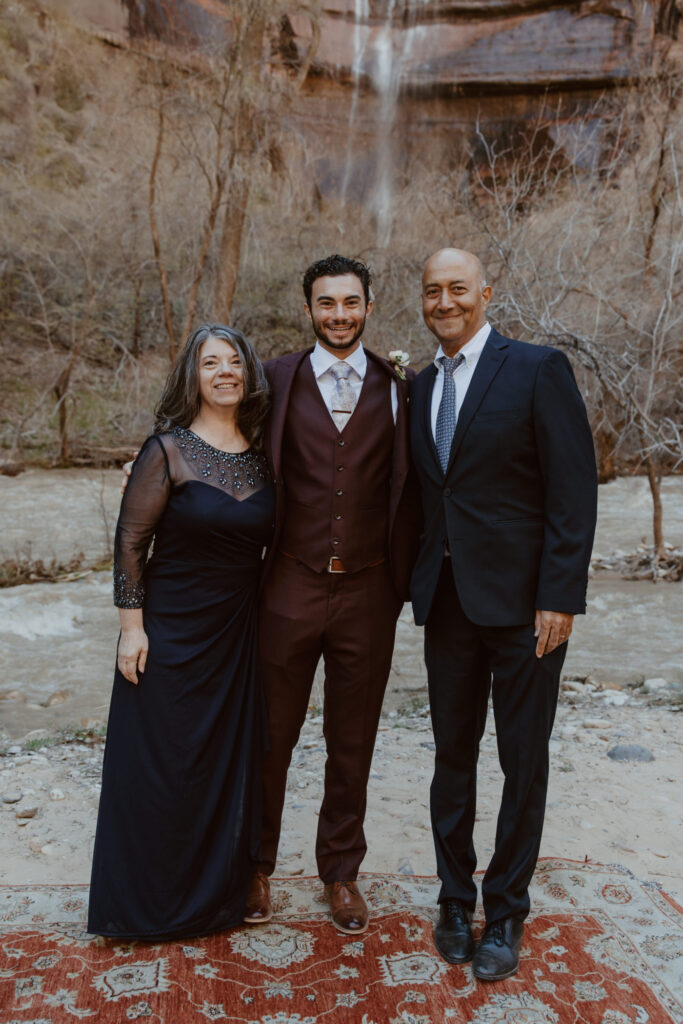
top-left (327, 556), bottom-right (345, 574)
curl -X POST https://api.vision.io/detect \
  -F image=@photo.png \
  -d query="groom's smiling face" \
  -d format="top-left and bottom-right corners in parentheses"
top-left (305, 273), bottom-right (373, 357)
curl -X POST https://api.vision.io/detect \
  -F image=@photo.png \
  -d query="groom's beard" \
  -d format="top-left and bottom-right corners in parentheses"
top-left (311, 314), bottom-right (367, 352)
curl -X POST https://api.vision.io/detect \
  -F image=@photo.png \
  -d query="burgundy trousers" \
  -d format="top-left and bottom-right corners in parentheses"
top-left (256, 552), bottom-right (402, 883)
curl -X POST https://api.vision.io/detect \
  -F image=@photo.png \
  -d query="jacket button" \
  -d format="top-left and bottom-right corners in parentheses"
top-left (332, 538), bottom-right (339, 545)
top-left (338, 440), bottom-right (345, 447)
top-left (444, 487), bottom-right (451, 497)
top-left (335, 514), bottom-right (343, 520)
top-left (336, 489), bottom-right (343, 496)
top-left (337, 465), bottom-right (344, 471)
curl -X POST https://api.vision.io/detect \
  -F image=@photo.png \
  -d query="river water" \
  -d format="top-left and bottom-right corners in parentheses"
top-left (0, 472), bottom-right (681, 742)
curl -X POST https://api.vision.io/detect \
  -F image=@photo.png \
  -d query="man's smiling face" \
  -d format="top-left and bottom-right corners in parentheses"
top-left (422, 249), bottom-right (492, 356)
top-left (305, 273), bottom-right (373, 358)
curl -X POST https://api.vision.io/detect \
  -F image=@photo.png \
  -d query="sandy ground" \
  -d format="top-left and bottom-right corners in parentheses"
top-left (0, 472), bottom-right (681, 905)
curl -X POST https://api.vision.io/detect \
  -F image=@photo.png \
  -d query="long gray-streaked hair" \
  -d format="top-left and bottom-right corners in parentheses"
top-left (154, 323), bottom-right (270, 448)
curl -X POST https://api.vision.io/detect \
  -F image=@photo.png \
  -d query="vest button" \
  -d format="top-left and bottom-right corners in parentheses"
top-left (338, 440), bottom-right (345, 446)
top-left (336, 489), bottom-right (343, 496)
top-left (337, 465), bottom-right (344, 471)
top-left (335, 514), bottom-right (343, 520)
top-left (332, 538), bottom-right (339, 545)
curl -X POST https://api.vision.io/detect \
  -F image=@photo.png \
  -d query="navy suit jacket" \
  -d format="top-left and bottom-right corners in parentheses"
top-left (409, 328), bottom-right (598, 627)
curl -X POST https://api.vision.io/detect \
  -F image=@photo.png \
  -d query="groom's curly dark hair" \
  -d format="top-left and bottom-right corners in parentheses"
top-left (302, 254), bottom-right (372, 307)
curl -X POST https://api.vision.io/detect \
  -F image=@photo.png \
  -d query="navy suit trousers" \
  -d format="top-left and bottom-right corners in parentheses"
top-left (425, 560), bottom-right (566, 923)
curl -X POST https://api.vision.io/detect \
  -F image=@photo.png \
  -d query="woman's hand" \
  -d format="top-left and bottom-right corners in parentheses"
top-left (120, 451), bottom-right (138, 495)
top-left (118, 615), bottom-right (148, 685)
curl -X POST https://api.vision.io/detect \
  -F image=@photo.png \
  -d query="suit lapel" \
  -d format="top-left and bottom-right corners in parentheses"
top-left (364, 349), bottom-right (410, 522)
top-left (445, 332), bottom-right (508, 474)
top-left (266, 348), bottom-right (313, 480)
top-left (418, 364), bottom-right (443, 481)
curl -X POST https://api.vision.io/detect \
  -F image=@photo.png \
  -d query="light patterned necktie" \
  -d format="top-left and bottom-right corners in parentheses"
top-left (435, 353), bottom-right (466, 472)
top-left (329, 360), bottom-right (357, 431)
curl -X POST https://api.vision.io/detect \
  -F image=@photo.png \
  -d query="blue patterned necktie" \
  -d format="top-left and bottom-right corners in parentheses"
top-left (329, 360), bottom-right (357, 431)
top-left (435, 353), bottom-right (466, 472)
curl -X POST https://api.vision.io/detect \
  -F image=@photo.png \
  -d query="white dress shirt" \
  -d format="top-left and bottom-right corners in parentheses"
top-left (430, 322), bottom-right (491, 440)
top-left (310, 342), bottom-right (398, 427)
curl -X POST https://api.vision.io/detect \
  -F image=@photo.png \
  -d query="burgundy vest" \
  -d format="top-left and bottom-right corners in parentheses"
top-left (278, 356), bottom-right (395, 572)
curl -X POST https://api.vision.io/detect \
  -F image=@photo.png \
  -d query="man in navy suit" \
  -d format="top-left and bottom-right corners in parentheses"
top-left (410, 248), bottom-right (597, 981)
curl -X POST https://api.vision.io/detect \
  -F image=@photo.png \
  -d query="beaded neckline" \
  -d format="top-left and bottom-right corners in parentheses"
top-left (184, 427), bottom-right (252, 458)
top-left (173, 426), bottom-right (268, 490)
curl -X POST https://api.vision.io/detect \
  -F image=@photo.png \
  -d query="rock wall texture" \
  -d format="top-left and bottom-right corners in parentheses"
top-left (117, 1), bottom-right (682, 202)
top-left (307, 1), bottom-right (656, 92)
top-left (123, 1), bottom-right (679, 87)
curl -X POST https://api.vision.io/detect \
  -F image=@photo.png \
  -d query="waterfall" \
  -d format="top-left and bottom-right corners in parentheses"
top-left (372, 0), bottom-right (399, 248)
top-left (340, 1), bottom-right (435, 248)
top-left (340, 0), bottom-right (371, 207)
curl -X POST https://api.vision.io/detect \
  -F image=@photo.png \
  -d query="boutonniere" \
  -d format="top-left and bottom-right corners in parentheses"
top-left (388, 350), bottom-right (410, 381)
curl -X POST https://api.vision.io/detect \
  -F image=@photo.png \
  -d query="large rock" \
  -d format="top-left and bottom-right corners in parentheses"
top-left (607, 744), bottom-right (655, 762)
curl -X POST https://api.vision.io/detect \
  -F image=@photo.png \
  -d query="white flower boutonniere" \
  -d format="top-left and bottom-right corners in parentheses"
top-left (388, 349), bottom-right (410, 381)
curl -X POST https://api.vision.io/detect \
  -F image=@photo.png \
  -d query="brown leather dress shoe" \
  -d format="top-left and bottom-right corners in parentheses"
top-left (243, 872), bottom-right (273, 924)
top-left (325, 881), bottom-right (369, 935)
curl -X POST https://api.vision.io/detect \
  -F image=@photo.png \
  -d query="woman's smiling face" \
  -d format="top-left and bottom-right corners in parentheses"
top-left (197, 335), bottom-right (244, 412)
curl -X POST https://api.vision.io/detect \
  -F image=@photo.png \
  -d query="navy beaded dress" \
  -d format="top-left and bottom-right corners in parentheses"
top-left (88, 427), bottom-right (274, 940)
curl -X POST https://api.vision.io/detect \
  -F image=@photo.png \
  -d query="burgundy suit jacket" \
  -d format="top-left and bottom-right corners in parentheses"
top-left (262, 346), bottom-right (420, 601)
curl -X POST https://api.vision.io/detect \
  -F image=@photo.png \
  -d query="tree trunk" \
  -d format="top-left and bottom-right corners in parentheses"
top-left (211, 5), bottom-right (266, 322)
top-left (53, 365), bottom-right (73, 467)
top-left (52, 300), bottom-right (94, 466)
top-left (644, 455), bottom-right (664, 560)
top-left (213, 173), bottom-right (250, 323)
top-left (132, 276), bottom-right (142, 357)
top-left (149, 108), bottom-right (176, 363)
top-left (594, 426), bottom-right (617, 483)
top-left (182, 177), bottom-right (226, 339)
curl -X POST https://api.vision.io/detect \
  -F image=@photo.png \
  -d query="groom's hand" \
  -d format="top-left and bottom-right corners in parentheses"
top-left (121, 451), bottom-right (138, 494)
top-left (534, 610), bottom-right (574, 658)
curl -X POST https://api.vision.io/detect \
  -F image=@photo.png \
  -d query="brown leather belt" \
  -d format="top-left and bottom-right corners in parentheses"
top-left (280, 551), bottom-right (386, 574)
top-left (327, 555), bottom-right (387, 574)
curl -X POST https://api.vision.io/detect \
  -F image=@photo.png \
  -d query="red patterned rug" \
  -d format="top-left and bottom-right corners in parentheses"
top-left (1, 860), bottom-right (681, 1023)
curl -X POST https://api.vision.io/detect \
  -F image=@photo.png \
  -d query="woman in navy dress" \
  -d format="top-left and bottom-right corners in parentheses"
top-left (88, 324), bottom-right (274, 940)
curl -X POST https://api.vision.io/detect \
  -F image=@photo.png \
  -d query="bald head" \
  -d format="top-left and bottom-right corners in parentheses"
top-left (421, 248), bottom-right (492, 355)
top-left (422, 248), bottom-right (487, 290)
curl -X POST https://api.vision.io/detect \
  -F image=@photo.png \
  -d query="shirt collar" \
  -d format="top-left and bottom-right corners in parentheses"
top-left (310, 341), bottom-right (367, 380)
top-left (433, 322), bottom-right (491, 371)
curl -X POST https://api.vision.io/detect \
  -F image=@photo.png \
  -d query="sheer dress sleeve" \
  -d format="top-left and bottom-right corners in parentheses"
top-left (113, 435), bottom-right (171, 609)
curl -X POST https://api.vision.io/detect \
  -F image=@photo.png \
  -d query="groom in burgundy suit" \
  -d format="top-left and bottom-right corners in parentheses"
top-left (244, 254), bottom-right (418, 934)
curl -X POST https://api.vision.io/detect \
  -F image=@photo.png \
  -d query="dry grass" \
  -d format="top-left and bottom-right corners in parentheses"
top-left (0, 551), bottom-right (112, 588)
top-left (1, 1), bottom-right (681, 475)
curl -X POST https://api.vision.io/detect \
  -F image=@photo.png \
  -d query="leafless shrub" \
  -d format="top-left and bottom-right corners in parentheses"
top-left (450, 80), bottom-right (683, 556)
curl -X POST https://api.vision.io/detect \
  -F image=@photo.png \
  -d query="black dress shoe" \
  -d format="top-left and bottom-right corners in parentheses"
top-left (472, 917), bottom-right (524, 981)
top-left (433, 899), bottom-right (475, 964)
